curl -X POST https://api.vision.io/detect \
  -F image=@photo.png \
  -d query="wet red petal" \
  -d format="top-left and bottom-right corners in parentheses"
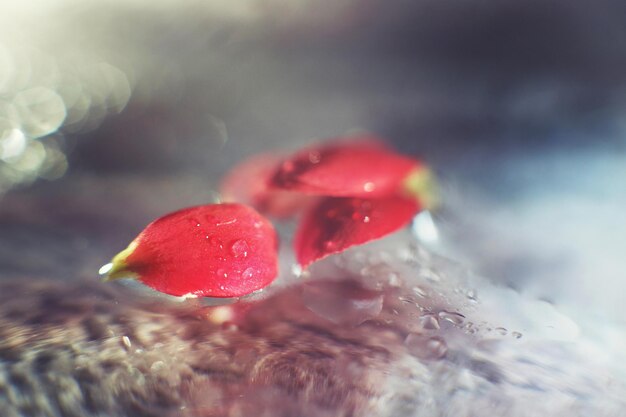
top-left (270, 138), bottom-right (421, 198)
top-left (294, 196), bottom-right (420, 268)
top-left (220, 152), bottom-right (316, 218)
top-left (104, 203), bottom-right (279, 298)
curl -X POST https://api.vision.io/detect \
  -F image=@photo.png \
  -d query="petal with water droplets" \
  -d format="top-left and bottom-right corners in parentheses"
top-left (271, 138), bottom-right (420, 198)
top-left (101, 203), bottom-right (279, 298)
top-left (294, 196), bottom-right (420, 268)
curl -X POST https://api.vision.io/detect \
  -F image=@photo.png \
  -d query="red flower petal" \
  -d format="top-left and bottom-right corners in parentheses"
top-left (102, 203), bottom-right (279, 298)
top-left (294, 196), bottom-right (420, 268)
top-left (271, 138), bottom-right (421, 198)
top-left (220, 152), bottom-right (317, 218)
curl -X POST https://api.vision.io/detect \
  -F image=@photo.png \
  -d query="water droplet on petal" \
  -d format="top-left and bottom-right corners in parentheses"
top-left (242, 267), bottom-right (255, 280)
top-left (230, 239), bottom-right (249, 258)
top-left (308, 151), bottom-right (321, 164)
top-left (323, 240), bottom-right (338, 251)
top-left (187, 217), bottom-right (201, 227)
top-left (363, 182), bottom-right (375, 192)
top-left (216, 218), bottom-right (237, 226)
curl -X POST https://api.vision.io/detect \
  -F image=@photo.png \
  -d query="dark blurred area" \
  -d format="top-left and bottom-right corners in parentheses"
top-left (7, 0), bottom-right (625, 175)
top-left (1, 0), bottom-right (625, 288)
top-left (1, 0), bottom-right (624, 280)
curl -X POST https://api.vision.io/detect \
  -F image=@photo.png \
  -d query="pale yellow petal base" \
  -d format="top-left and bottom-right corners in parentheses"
top-left (101, 240), bottom-right (139, 282)
top-left (403, 166), bottom-right (439, 211)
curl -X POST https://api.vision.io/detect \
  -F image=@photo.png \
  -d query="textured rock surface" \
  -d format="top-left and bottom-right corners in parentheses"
top-left (0, 277), bottom-right (425, 417)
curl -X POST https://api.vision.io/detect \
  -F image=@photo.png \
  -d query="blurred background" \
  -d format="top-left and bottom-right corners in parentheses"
top-left (0, 0), bottom-right (625, 393)
top-left (1, 1), bottom-right (625, 415)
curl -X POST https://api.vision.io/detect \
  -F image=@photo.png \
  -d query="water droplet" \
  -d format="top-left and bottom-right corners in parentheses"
top-left (466, 289), bottom-right (478, 302)
top-left (187, 217), bottom-right (201, 227)
top-left (217, 269), bottom-right (228, 278)
top-left (360, 264), bottom-right (401, 289)
top-left (405, 333), bottom-right (447, 360)
top-left (363, 182), bottom-right (375, 192)
top-left (420, 269), bottom-right (441, 282)
top-left (241, 267), bottom-right (255, 280)
top-left (438, 311), bottom-right (465, 326)
top-left (308, 151), bottom-right (321, 164)
top-left (419, 313), bottom-right (440, 330)
top-left (464, 322), bottom-right (478, 334)
top-left (387, 271), bottom-right (400, 286)
top-left (216, 218), bottom-right (237, 226)
top-left (412, 286), bottom-right (427, 298)
top-left (511, 331), bottom-right (523, 339)
top-left (323, 240), bottom-right (338, 251)
top-left (398, 296), bottom-right (417, 304)
top-left (495, 327), bottom-right (507, 336)
top-left (230, 239), bottom-right (249, 258)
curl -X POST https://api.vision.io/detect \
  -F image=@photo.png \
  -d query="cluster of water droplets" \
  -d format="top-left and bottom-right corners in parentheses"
top-left (295, 223), bottom-right (531, 366)
top-left (186, 215), bottom-right (258, 287)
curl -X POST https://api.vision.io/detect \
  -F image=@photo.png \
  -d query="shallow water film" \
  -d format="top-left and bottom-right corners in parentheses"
top-left (1, 1), bottom-right (626, 416)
